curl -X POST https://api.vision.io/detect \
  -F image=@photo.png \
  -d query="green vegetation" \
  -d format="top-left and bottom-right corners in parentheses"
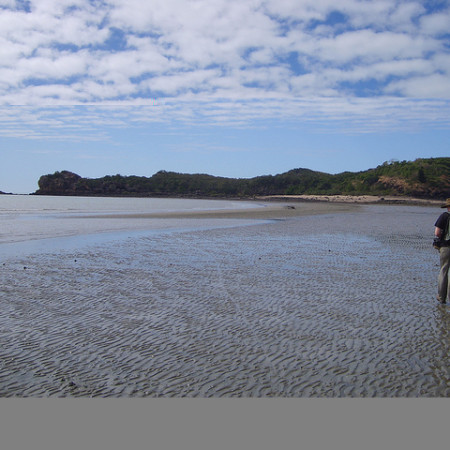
top-left (34, 157), bottom-right (450, 199)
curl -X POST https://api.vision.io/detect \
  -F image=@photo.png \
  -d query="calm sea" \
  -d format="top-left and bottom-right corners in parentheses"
top-left (0, 195), bottom-right (259, 215)
top-left (0, 195), bottom-right (262, 254)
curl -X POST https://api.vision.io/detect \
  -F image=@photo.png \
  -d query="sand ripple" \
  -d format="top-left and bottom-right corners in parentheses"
top-left (0, 205), bottom-right (449, 397)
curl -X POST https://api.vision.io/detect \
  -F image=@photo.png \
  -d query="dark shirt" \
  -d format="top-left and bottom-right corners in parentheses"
top-left (435, 212), bottom-right (450, 230)
top-left (435, 212), bottom-right (450, 244)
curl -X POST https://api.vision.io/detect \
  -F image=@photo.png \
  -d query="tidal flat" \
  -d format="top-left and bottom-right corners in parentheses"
top-left (0, 200), bottom-right (448, 397)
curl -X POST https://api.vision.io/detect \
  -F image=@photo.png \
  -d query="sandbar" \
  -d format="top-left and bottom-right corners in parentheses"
top-left (69, 200), bottom-right (358, 220)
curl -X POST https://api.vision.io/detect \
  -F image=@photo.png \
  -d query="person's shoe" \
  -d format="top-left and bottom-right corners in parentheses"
top-left (437, 295), bottom-right (446, 304)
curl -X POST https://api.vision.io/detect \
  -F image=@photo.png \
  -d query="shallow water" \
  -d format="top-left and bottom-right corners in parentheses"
top-left (0, 202), bottom-right (448, 397)
top-left (0, 195), bottom-right (260, 215)
top-left (0, 195), bottom-right (262, 246)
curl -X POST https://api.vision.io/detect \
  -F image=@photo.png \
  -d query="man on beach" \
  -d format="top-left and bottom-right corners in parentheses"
top-left (435, 198), bottom-right (450, 304)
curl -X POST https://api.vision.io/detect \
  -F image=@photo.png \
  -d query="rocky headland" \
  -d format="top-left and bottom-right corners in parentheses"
top-left (33, 157), bottom-right (449, 201)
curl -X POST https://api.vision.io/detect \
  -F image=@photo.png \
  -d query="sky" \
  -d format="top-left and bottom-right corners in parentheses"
top-left (0, 0), bottom-right (449, 194)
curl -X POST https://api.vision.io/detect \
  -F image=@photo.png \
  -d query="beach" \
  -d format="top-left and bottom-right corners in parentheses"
top-left (257, 194), bottom-right (443, 206)
top-left (0, 199), bottom-right (448, 397)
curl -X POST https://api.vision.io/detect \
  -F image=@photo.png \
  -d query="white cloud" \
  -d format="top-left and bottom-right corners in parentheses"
top-left (311, 30), bottom-right (437, 65)
top-left (19, 49), bottom-right (88, 80)
top-left (141, 68), bottom-right (222, 95)
top-left (432, 53), bottom-right (450, 74)
top-left (386, 74), bottom-right (450, 98)
top-left (420, 10), bottom-right (450, 36)
top-left (0, 0), bottom-right (448, 130)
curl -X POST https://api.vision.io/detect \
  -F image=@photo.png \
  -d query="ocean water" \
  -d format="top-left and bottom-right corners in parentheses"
top-left (0, 195), bottom-right (260, 216)
top-left (0, 195), bottom-right (263, 253)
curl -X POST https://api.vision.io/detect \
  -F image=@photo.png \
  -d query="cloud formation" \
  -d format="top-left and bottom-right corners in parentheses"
top-left (0, 0), bottom-right (449, 129)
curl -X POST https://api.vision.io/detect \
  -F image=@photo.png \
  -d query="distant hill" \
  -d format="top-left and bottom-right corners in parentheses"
top-left (34, 157), bottom-right (450, 199)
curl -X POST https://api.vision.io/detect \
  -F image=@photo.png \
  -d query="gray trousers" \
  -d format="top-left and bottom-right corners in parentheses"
top-left (438, 246), bottom-right (450, 302)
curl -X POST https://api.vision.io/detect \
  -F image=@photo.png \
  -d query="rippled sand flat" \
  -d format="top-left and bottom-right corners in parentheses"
top-left (0, 204), bottom-right (448, 397)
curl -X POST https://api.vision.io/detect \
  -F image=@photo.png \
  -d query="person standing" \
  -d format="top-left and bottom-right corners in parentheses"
top-left (434, 198), bottom-right (450, 304)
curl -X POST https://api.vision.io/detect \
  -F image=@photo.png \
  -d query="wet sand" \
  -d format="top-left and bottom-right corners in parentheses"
top-left (68, 200), bottom-right (355, 219)
top-left (0, 200), bottom-right (351, 246)
top-left (0, 203), bottom-right (448, 397)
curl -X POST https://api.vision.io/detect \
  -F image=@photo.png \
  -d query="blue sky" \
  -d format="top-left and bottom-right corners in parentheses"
top-left (1, 0), bottom-right (449, 194)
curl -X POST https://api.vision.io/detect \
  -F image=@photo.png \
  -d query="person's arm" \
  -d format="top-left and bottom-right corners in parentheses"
top-left (435, 227), bottom-right (443, 238)
top-left (435, 212), bottom-right (449, 238)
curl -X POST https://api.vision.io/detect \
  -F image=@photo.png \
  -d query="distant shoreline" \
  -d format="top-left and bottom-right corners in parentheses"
top-left (3, 191), bottom-right (443, 207)
top-left (255, 194), bottom-right (442, 207)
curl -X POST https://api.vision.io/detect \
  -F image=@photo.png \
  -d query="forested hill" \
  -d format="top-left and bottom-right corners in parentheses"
top-left (34, 157), bottom-right (450, 199)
